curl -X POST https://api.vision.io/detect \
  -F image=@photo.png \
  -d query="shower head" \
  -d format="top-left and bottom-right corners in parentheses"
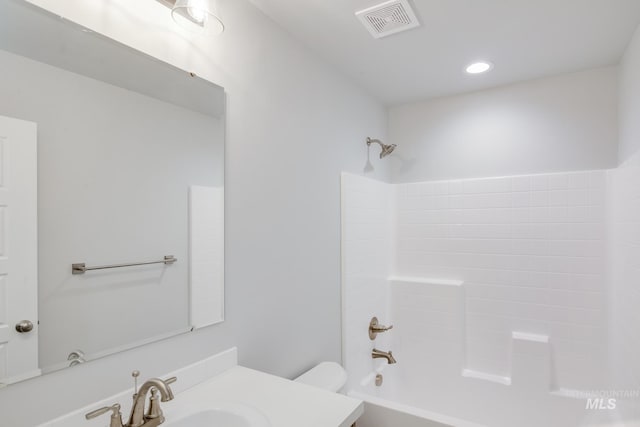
top-left (380, 143), bottom-right (396, 158)
top-left (367, 137), bottom-right (397, 159)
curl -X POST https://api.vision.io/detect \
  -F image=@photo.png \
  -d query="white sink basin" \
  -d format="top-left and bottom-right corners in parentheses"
top-left (165, 403), bottom-right (271, 427)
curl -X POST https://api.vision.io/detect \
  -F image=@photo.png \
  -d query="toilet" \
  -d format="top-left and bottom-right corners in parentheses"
top-left (294, 361), bottom-right (348, 393)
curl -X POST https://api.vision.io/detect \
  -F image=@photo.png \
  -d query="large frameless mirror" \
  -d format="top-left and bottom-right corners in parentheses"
top-left (0, 0), bottom-right (225, 386)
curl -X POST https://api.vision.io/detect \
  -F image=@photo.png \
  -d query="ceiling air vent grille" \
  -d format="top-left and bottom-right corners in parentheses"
top-left (356, 0), bottom-right (420, 39)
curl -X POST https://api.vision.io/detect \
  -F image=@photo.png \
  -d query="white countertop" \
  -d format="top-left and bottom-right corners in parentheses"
top-left (38, 348), bottom-right (362, 427)
top-left (165, 366), bottom-right (363, 427)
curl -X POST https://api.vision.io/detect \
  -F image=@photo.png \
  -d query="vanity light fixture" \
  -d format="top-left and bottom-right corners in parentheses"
top-left (157, 0), bottom-right (225, 35)
top-left (465, 61), bottom-right (493, 74)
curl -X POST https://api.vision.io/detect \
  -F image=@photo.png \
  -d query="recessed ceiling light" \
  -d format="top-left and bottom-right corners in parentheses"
top-left (466, 61), bottom-right (493, 74)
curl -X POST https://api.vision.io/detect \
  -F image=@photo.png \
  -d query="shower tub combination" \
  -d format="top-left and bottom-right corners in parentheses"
top-left (346, 278), bottom-right (612, 427)
top-left (341, 167), bottom-right (640, 427)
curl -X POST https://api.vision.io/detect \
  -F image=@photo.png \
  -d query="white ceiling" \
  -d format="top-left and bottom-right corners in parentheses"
top-left (249, 0), bottom-right (640, 105)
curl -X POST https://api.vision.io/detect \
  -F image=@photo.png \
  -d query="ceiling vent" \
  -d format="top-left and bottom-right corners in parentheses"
top-left (355, 0), bottom-right (420, 39)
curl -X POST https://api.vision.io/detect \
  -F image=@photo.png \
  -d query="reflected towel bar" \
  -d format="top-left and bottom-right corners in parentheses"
top-left (72, 255), bottom-right (177, 275)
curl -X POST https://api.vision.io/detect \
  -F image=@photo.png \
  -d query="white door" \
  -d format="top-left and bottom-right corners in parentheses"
top-left (0, 115), bottom-right (39, 385)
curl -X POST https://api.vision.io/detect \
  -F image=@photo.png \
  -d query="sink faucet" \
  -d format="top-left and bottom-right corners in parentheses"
top-left (85, 374), bottom-right (176, 427)
top-left (127, 377), bottom-right (176, 427)
top-left (372, 348), bottom-right (397, 364)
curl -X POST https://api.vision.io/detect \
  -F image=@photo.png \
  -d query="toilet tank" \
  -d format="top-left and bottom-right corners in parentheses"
top-left (294, 362), bottom-right (348, 393)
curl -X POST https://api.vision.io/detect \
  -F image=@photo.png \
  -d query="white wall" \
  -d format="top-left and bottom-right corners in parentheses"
top-left (0, 0), bottom-right (389, 425)
top-left (619, 25), bottom-right (640, 162)
top-left (388, 68), bottom-right (618, 183)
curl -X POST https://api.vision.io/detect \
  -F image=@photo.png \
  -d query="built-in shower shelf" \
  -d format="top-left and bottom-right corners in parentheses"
top-left (512, 331), bottom-right (548, 343)
top-left (551, 388), bottom-right (604, 400)
top-left (461, 332), bottom-right (552, 390)
top-left (461, 369), bottom-right (511, 386)
top-left (388, 276), bottom-right (463, 287)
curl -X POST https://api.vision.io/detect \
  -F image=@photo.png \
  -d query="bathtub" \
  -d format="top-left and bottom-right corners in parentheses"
top-left (350, 388), bottom-right (640, 427)
top-left (347, 367), bottom-right (487, 427)
top-left (345, 366), bottom-right (640, 427)
top-left (351, 391), bottom-right (640, 427)
top-left (350, 391), bottom-right (485, 427)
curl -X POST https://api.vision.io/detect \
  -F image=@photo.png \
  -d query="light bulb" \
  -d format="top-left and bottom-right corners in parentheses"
top-left (466, 61), bottom-right (493, 74)
top-left (171, 0), bottom-right (224, 35)
top-left (187, 0), bottom-right (208, 24)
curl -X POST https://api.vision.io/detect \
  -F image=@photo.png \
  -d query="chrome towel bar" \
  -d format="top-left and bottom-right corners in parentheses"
top-left (72, 255), bottom-right (177, 275)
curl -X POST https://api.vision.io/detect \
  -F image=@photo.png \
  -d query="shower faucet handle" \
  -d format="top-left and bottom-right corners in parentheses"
top-left (369, 317), bottom-right (394, 340)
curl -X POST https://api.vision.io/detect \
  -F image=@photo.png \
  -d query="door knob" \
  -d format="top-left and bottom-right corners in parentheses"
top-left (15, 320), bottom-right (34, 333)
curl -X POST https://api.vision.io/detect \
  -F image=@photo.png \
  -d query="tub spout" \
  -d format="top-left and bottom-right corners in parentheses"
top-left (372, 348), bottom-right (397, 364)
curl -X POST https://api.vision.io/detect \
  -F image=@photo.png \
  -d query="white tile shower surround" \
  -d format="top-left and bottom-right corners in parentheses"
top-left (341, 173), bottom-right (394, 395)
top-left (611, 149), bottom-right (640, 395)
top-left (395, 171), bottom-right (608, 390)
top-left (340, 170), bottom-right (635, 427)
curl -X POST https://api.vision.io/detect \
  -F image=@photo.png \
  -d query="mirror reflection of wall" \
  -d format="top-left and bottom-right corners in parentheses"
top-left (0, 0), bottom-right (225, 385)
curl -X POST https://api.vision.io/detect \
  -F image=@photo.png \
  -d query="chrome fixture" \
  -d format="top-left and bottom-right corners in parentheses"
top-left (372, 348), bottom-right (397, 364)
top-left (369, 316), bottom-right (393, 340)
top-left (366, 137), bottom-right (397, 159)
top-left (72, 255), bottom-right (177, 275)
top-left (15, 319), bottom-right (34, 333)
top-left (85, 372), bottom-right (177, 427)
top-left (156, 0), bottom-right (224, 35)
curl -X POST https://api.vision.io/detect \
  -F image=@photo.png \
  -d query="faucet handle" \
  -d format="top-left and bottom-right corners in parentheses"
top-left (145, 388), bottom-right (164, 421)
top-left (143, 379), bottom-right (176, 422)
top-left (85, 403), bottom-right (123, 427)
top-left (369, 317), bottom-right (394, 340)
